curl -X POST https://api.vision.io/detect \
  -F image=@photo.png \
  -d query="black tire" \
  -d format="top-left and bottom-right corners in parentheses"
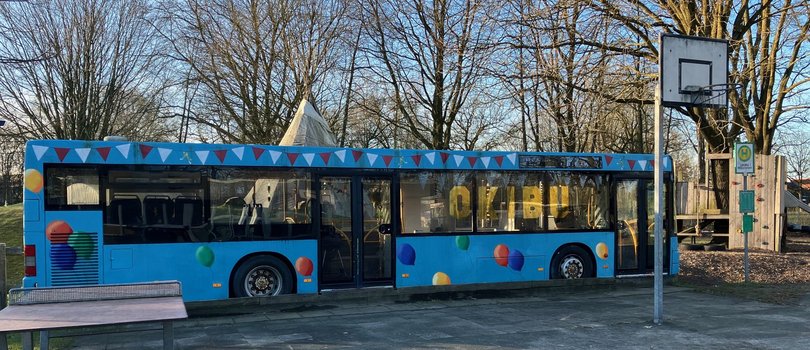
top-left (232, 255), bottom-right (293, 298)
top-left (704, 243), bottom-right (726, 251)
top-left (550, 245), bottom-right (594, 279)
top-left (679, 243), bottom-right (703, 251)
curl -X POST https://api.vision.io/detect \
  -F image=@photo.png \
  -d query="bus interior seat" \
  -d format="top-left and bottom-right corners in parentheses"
top-left (174, 196), bottom-right (203, 226)
top-left (144, 195), bottom-right (173, 225)
top-left (108, 195), bottom-right (142, 226)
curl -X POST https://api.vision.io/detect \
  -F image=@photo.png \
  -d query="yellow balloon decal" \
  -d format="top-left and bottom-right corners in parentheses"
top-left (596, 242), bottom-right (609, 260)
top-left (432, 272), bottom-right (451, 285)
top-left (24, 169), bottom-right (43, 193)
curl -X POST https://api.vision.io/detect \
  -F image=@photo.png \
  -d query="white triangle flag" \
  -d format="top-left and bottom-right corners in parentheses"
top-left (334, 150), bottom-right (346, 163)
top-left (196, 150), bottom-right (209, 164)
top-left (268, 150), bottom-right (281, 164)
top-left (303, 153), bottom-right (315, 166)
top-left (116, 144), bottom-right (131, 159)
top-left (481, 157), bottom-right (491, 169)
top-left (367, 153), bottom-right (378, 166)
top-left (638, 160), bottom-right (647, 170)
top-left (453, 155), bottom-right (464, 167)
top-left (232, 147), bottom-right (244, 160)
top-left (32, 145), bottom-right (48, 160)
top-left (664, 157), bottom-right (670, 169)
top-left (158, 148), bottom-right (172, 162)
top-left (425, 152), bottom-right (436, 165)
top-left (507, 153), bottom-right (517, 165)
top-left (75, 148), bottom-right (90, 163)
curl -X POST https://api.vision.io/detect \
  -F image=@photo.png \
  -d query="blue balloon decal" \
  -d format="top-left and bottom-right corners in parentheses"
top-left (397, 243), bottom-right (416, 265)
top-left (508, 249), bottom-right (524, 271)
top-left (51, 243), bottom-right (77, 270)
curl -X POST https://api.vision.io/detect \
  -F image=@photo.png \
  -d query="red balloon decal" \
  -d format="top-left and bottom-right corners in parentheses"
top-left (494, 244), bottom-right (510, 267)
top-left (296, 257), bottom-right (313, 276)
top-left (46, 220), bottom-right (73, 244)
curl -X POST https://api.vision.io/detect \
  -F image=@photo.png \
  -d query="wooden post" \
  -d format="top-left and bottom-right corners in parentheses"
top-left (1, 243), bottom-right (6, 309)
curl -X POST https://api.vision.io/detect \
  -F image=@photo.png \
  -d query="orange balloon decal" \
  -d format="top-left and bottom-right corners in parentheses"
top-left (494, 244), bottom-right (509, 267)
top-left (46, 220), bottom-right (73, 244)
top-left (432, 272), bottom-right (451, 285)
top-left (596, 242), bottom-right (609, 260)
top-left (24, 169), bottom-right (43, 193)
top-left (296, 257), bottom-right (314, 276)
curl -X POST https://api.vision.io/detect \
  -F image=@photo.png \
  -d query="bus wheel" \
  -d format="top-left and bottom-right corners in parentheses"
top-left (551, 246), bottom-right (594, 279)
top-left (232, 255), bottom-right (292, 297)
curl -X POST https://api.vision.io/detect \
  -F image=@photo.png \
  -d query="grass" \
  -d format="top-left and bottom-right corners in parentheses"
top-left (1, 203), bottom-right (24, 290)
top-left (788, 208), bottom-right (810, 226)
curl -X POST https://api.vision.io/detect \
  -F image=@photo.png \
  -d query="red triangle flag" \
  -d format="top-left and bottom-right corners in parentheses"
top-left (650, 160), bottom-right (655, 168)
top-left (139, 144), bottom-right (153, 158)
top-left (628, 159), bottom-right (636, 170)
top-left (467, 156), bottom-right (478, 167)
top-left (493, 155), bottom-right (504, 167)
top-left (382, 155), bottom-right (393, 167)
top-left (352, 150), bottom-right (363, 162)
top-left (252, 147), bottom-right (265, 160)
top-left (411, 154), bottom-right (422, 167)
top-left (287, 153), bottom-right (299, 165)
top-left (320, 152), bottom-right (331, 164)
top-left (214, 150), bottom-right (227, 163)
top-left (605, 155), bottom-right (613, 166)
top-left (440, 152), bottom-right (450, 164)
top-left (96, 147), bottom-right (111, 161)
top-left (55, 148), bottom-right (70, 162)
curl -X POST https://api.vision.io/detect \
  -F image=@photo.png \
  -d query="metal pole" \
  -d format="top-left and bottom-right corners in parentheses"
top-left (654, 83), bottom-right (664, 325)
top-left (743, 175), bottom-right (750, 283)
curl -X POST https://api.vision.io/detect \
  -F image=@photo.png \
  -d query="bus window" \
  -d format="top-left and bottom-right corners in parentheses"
top-left (400, 171), bottom-right (473, 234)
top-left (546, 172), bottom-right (610, 230)
top-left (45, 167), bottom-right (100, 208)
top-left (476, 172), bottom-right (543, 232)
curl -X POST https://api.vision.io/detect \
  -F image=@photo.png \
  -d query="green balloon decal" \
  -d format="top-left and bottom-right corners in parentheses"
top-left (455, 235), bottom-right (470, 250)
top-left (196, 246), bottom-right (215, 267)
top-left (67, 233), bottom-right (95, 259)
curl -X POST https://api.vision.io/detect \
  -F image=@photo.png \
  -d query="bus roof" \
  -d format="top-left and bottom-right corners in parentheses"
top-left (25, 140), bottom-right (672, 172)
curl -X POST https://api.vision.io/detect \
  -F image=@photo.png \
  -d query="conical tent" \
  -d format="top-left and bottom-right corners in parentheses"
top-left (279, 99), bottom-right (337, 147)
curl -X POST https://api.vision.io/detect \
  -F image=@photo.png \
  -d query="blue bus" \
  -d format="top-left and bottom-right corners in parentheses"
top-left (21, 140), bottom-right (678, 301)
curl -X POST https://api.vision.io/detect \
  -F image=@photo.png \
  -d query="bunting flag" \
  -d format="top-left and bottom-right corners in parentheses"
top-left (424, 152), bottom-right (435, 165)
top-left (54, 148), bottom-right (70, 162)
top-left (116, 144), bottom-right (131, 159)
top-left (507, 153), bottom-right (517, 165)
top-left (252, 147), bottom-right (265, 160)
top-left (481, 156), bottom-right (491, 169)
top-left (334, 150), bottom-right (346, 163)
top-left (214, 150), bottom-right (227, 163)
top-left (268, 150), bottom-right (281, 164)
top-left (440, 152), bottom-right (450, 164)
top-left (650, 160), bottom-right (655, 169)
top-left (75, 148), bottom-right (90, 163)
top-left (320, 152), bottom-right (331, 165)
top-left (605, 155), bottom-right (613, 166)
top-left (664, 157), bottom-right (670, 169)
top-left (382, 155), bottom-right (393, 167)
top-left (453, 155), bottom-right (464, 167)
top-left (32, 145), bottom-right (48, 161)
top-left (467, 156), bottom-right (478, 167)
top-left (139, 144), bottom-right (153, 158)
top-left (493, 155), bottom-right (504, 167)
top-left (287, 153), bottom-right (299, 165)
top-left (411, 154), bottom-right (422, 167)
top-left (302, 153), bottom-right (315, 166)
top-left (158, 148), bottom-right (172, 162)
top-left (196, 150), bottom-right (209, 164)
top-left (638, 160), bottom-right (647, 170)
top-left (96, 147), bottom-right (111, 161)
top-left (367, 153), bottom-right (378, 166)
top-left (628, 159), bottom-right (636, 170)
top-left (352, 150), bottom-right (363, 162)
top-left (232, 147), bottom-right (244, 160)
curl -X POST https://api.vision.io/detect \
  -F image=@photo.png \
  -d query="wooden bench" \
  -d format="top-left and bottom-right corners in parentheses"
top-left (0, 281), bottom-right (187, 350)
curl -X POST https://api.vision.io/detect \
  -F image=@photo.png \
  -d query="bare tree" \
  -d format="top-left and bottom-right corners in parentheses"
top-left (778, 127), bottom-right (810, 200)
top-left (0, 0), bottom-right (172, 141)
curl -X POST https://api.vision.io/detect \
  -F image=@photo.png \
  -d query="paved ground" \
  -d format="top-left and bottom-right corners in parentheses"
top-left (63, 284), bottom-right (810, 349)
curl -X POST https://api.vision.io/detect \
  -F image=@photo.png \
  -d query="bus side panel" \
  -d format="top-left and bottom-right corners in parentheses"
top-left (395, 232), bottom-right (614, 288)
top-left (102, 240), bottom-right (318, 301)
top-left (41, 211), bottom-right (105, 288)
top-left (669, 236), bottom-right (679, 275)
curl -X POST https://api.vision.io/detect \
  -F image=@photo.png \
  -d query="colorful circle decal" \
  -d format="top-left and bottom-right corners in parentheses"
top-left (508, 249), bottom-right (525, 271)
top-left (397, 243), bottom-right (416, 265)
top-left (67, 233), bottom-right (95, 259)
top-left (296, 257), bottom-right (314, 276)
top-left (51, 243), bottom-right (77, 270)
top-left (46, 220), bottom-right (73, 244)
top-left (494, 244), bottom-right (509, 267)
top-left (596, 242), bottom-right (609, 260)
top-left (24, 169), bottom-right (43, 194)
top-left (455, 235), bottom-right (470, 250)
top-left (432, 272), bottom-right (451, 285)
top-left (195, 246), bottom-right (215, 267)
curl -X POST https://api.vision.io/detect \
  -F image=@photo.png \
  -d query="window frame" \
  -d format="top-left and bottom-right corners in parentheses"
top-left (43, 164), bottom-right (103, 211)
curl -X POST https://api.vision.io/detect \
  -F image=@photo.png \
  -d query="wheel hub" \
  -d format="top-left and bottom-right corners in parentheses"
top-left (246, 265), bottom-right (281, 296)
top-left (561, 256), bottom-right (584, 279)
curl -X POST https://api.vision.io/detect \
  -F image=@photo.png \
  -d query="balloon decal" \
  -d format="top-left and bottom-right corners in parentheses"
top-left (46, 220), bottom-right (73, 244)
top-left (494, 244), bottom-right (509, 267)
top-left (398, 243), bottom-right (416, 265)
top-left (195, 246), bottom-right (215, 267)
top-left (24, 169), bottom-right (43, 194)
top-left (296, 257), bottom-right (314, 276)
top-left (432, 272), bottom-right (451, 285)
top-left (596, 242), bottom-right (609, 259)
top-left (508, 249), bottom-right (525, 271)
top-left (67, 233), bottom-right (95, 259)
top-left (51, 243), bottom-right (77, 270)
top-left (455, 235), bottom-right (470, 250)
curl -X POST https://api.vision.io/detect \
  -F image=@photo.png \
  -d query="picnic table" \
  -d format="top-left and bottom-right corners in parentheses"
top-left (0, 281), bottom-right (187, 350)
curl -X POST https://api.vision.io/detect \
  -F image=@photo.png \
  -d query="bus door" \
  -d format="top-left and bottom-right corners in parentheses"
top-left (615, 179), bottom-right (669, 275)
top-left (318, 175), bottom-right (394, 288)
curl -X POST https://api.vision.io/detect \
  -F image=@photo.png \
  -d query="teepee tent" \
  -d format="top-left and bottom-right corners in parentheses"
top-left (279, 99), bottom-right (337, 147)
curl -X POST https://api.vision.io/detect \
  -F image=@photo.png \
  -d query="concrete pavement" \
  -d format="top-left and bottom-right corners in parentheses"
top-left (64, 284), bottom-right (810, 349)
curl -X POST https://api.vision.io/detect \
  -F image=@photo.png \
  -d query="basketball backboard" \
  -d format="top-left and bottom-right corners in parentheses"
top-left (659, 34), bottom-right (728, 108)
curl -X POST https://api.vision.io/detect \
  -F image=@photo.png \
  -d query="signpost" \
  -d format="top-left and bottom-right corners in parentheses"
top-left (735, 142), bottom-right (755, 282)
